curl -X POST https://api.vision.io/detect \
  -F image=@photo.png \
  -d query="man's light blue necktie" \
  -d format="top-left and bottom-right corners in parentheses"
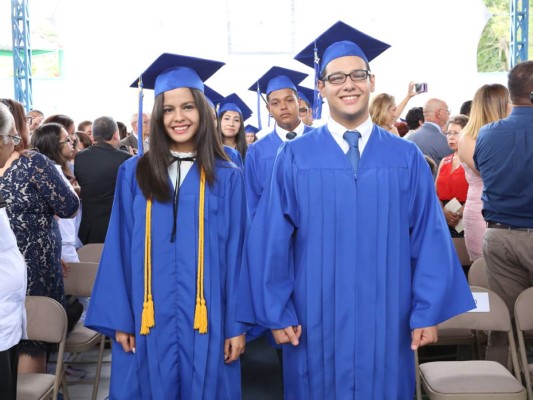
top-left (343, 130), bottom-right (361, 174)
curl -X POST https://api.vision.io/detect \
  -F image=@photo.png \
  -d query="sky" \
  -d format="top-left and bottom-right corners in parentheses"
top-left (0, 0), bottom-right (506, 130)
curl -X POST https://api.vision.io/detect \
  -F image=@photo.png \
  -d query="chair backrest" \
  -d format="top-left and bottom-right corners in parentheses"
top-left (438, 286), bottom-right (522, 380)
top-left (439, 286), bottom-right (510, 332)
top-left (26, 296), bottom-right (68, 343)
top-left (24, 296), bottom-right (67, 398)
top-left (77, 243), bottom-right (104, 263)
top-left (515, 287), bottom-right (533, 332)
top-left (468, 257), bottom-right (488, 288)
top-left (63, 262), bottom-right (99, 297)
top-left (453, 237), bottom-right (471, 267)
top-left (515, 287), bottom-right (533, 400)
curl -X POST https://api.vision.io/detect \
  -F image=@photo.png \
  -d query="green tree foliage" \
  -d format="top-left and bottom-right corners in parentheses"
top-left (479, 0), bottom-right (532, 72)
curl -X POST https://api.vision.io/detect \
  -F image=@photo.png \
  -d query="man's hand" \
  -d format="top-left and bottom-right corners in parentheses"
top-left (116, 331), bottom-right (136, 353)
top-left (272, 325), bottom-right (302, 346)
top-left (411, 326), bottom-right (438, 350)
top-left (224, 334), bottom-right (245, 364)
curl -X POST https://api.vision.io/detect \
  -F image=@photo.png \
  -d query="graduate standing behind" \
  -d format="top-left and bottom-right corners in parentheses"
top-left (85, 53), bottom-right (247, 400)
top-left (244, 67), bottom-right (313, 218)
top-left (239, 21), bottom-right (475, 400)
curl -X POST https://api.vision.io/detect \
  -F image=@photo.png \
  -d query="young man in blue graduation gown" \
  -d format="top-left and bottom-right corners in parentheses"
top-left (239, 22), bottom-right (475, 400)
top-left (244, 67), bottom-right (315, 217)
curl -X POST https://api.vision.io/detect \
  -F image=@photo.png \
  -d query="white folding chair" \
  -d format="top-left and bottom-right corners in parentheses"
top-left (61, 262), bottom-right (105, 400)
top-left (76, 243), bottom-right (104, 264)
top-left (515, 287), bottom-right (533, 400)
top-left (416, 286), bottom-right (527, 400)
top-left (17, 296), bottom-right (67, 400)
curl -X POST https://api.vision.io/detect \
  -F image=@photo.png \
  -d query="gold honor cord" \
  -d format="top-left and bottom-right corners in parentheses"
top-left (140, 168), bottom-right (208, 335)
top-left (193, 168), bottom-right (208, 334)
top-left (140, 198), bottom-right (154, 335)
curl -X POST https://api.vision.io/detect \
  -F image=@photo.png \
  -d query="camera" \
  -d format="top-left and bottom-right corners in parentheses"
top-left (414, 83), bottom-right (428, 93)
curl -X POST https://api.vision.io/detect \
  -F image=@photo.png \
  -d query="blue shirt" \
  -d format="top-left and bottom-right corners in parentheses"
top-left (474, 106), bottom-right (533, 228)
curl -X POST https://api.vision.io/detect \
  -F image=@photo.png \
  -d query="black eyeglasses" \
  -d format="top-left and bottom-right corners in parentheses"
top-left (0, 134), bottom-right (21, 145)
top-left (59, 137), bottom-right (71, 145)
top-left (322, 69), bottom-right (371, 85)
top-left (26, 116), bottom-right (32, 125)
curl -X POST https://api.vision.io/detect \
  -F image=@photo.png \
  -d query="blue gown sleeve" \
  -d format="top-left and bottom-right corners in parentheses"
top-left (223, 169), bottom-right (248, 338)
top-left (408, 146), bottom-right (475, 328)
top-left (85, 163), bottom-right (136, 338)
top-left (243, 143), bottom-right (299, 329)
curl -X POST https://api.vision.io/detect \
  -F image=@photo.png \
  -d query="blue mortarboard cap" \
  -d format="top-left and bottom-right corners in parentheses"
top-left (294, 21), bottom-right (390, 74)
top-left (297, 86), bottom-right (317, 108)
top-left (130, 53), bottom-right (225, 96)
top-left (244, 124), bottom-right (259, 134)
top-left (248, 66), bottom-right (308, 96)
top-left (218, 93), bottom-right (253, 121)
top-left (204, 85), bottom-right (224, 109)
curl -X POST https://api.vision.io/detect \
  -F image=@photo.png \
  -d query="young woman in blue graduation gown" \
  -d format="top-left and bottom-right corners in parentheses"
top-left (85, 58), bottom-right (247, 399)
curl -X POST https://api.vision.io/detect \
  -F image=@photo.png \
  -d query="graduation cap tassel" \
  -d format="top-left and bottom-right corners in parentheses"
top-left (137, 76), bottom-right (145, 156)
top-left (256, 83), bottom-right (262, 130)
top-left (313, 43), bottom-right (323, 120)
top-left (140, 198), bottom-right (155, 335)
top-left (193, 168), bottom-right (208, 334)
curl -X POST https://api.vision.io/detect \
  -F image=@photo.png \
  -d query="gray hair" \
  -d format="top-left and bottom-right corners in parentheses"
top-left (0, 103), bottom-right (15, 144)
top-left (92, 116), bottom-right (118, 142)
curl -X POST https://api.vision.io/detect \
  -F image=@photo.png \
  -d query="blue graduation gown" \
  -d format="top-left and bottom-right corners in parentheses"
top-left (85, 156), bottom-right (247, 400)
top-left (239, 125), bottom-right (475, 400)
top-left (244, 126), bottom-right (314, 217)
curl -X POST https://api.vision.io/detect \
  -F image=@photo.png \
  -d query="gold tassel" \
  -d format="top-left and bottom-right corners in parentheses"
top-left (193, 168), bottom-right (208, 334)
top-left (140, 198), bottom-right (155, 335)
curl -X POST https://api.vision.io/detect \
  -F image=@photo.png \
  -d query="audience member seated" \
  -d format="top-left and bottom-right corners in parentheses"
top-left (435, 115), bottom-right (469, 237)
top-left (0, 100), bottom-right (79, 374)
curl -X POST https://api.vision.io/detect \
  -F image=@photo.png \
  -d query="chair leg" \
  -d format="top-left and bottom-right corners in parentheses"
top-left (414, 350), bottom-right (422, 400)
top-left (92, 336), bottom-right (106, 400)
top-left (61, 371), bottom-right (70, 400)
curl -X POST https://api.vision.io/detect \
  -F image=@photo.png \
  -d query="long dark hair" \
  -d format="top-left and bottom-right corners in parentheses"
top-left (217, 110), bottom-right (247, 160)
top-left (136, 88), bottom-right (229, 202)
top-left (31, 122), bottom-right (74, 180)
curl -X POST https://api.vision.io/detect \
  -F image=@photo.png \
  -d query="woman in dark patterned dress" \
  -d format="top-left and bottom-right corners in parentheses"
top-left (0, 99), bottom-right (79, 374)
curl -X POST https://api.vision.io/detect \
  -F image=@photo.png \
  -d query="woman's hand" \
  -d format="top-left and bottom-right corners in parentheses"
top-left (444, 209), bottom-right (460, 227)
top-left (61, 259), bottom-right (70, 277)
top-left (224, 334), bottom-right (245, 364)
top-left (116, 331), bottom-right (136, 353)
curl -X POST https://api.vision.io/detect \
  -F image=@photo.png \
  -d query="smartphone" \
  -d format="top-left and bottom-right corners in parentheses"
top-left (415, 83), bottom-right (428, 93)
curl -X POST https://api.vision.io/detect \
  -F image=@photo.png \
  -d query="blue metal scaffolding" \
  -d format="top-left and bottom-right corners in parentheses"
top-left (510, 0), bottom-right (529, 67)
top-left (10, 0), bottom-right (32, 112)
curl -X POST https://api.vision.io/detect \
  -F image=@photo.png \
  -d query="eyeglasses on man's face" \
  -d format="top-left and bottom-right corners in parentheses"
top-left (438, 108), bottom-right (451, 115)
top-left (0, 134), bottom-right (21, 145)
top-left (322, 69), bottom-right (371, 85)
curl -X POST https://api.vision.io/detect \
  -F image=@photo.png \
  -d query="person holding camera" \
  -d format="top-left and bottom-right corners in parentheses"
top-left (74, 116), bottom-right (131, 244)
